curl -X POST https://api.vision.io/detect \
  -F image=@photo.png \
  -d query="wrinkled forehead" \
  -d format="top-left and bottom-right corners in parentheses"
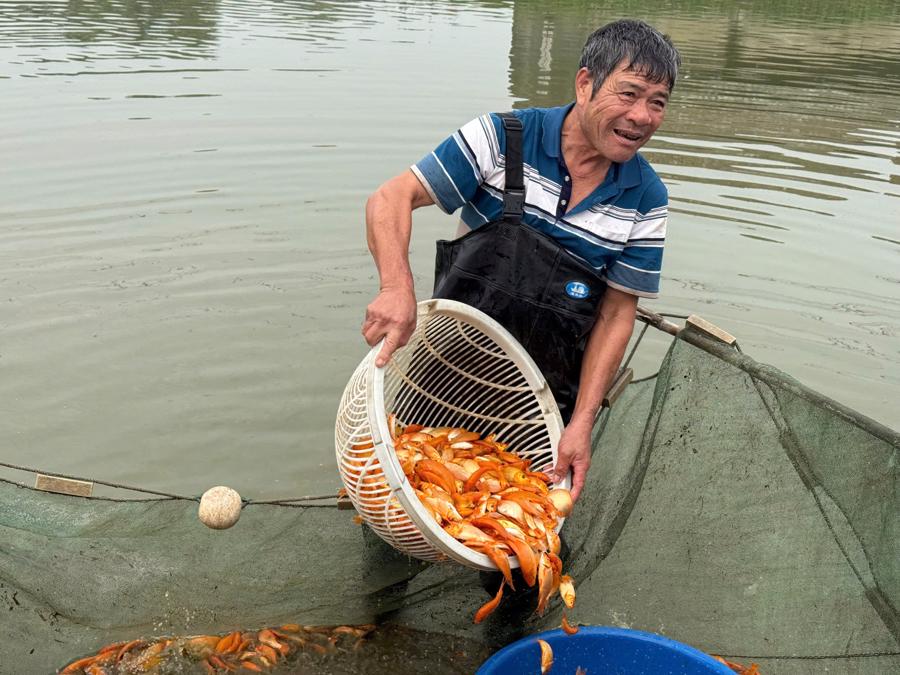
top-left (614, 60), bottom-right (674, 92)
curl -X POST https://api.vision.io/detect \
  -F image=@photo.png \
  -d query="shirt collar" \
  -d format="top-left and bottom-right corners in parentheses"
top-left (542, 102), bottom-right (643, 190)
top-left (541, 103), bottom-right (572, 159)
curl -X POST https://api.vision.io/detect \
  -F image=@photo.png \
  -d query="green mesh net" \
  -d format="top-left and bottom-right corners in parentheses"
top-left (1, 326), bottom-right (897, 674)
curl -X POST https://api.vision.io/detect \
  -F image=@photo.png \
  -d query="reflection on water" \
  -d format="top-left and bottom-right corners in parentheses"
top-left (509, 1), bottom-right (900, 432)
top-left (0, 0), bottom-right (897, 497)
top-left (0, 0), bottom-right (220, 60)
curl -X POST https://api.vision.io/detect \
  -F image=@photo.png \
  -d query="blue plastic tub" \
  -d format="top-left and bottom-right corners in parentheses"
top-left (477, 626), bottom-right (735, 674)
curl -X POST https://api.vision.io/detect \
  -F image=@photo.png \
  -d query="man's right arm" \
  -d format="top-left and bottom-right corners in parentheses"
top-left (362, 170), bottom-right (435, 367)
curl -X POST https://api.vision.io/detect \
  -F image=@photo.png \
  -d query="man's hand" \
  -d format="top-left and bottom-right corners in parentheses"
top-left (363, 171), bottom-right (435, 367)
top-left (551, 418), bottom-right (593, 502)
top-left (362, 286), bottom-right (417, 367)
top-left (550, 288), bottom-right (638, 503)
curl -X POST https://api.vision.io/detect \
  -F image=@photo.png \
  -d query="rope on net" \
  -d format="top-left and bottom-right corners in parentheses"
top-left (0, 307), bottom-right (687, 504)
top-left (0, 459), bottom-right (342, 506)
top-left (623, 308), bottom-right (690, 385)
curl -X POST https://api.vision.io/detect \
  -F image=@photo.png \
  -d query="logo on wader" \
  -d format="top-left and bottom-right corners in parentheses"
top-left (565, 281), bottom-right (590, 299)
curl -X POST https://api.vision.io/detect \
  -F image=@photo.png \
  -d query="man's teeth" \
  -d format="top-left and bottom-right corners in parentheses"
top-left (615, 129), bottom-right (641, 141)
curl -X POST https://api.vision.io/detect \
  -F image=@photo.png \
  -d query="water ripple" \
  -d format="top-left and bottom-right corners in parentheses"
top-left (0, 0), bottom-right (897, 493)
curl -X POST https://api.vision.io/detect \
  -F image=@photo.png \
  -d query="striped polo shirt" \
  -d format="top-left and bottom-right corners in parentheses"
top-left (411, 104), bottom-right (668, 298)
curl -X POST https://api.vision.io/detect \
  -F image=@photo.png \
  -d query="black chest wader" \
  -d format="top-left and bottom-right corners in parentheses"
top-left (432, 113), bottom-right (607, 423)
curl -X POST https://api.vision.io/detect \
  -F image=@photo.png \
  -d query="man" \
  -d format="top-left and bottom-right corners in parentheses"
top-left (362, 19), bottom-right (680, 502)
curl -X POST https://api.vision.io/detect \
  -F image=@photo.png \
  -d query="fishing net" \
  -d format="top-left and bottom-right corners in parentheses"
top-left (1, 322), bottom-right (897, 674)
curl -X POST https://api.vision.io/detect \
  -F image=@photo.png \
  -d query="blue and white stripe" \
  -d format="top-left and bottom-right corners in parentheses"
top-left (411, 105), bottom-right (669, 298)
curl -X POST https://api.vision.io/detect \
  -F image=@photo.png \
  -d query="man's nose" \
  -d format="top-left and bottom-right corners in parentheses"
top-left (626, 99), bottom-right (653, 126)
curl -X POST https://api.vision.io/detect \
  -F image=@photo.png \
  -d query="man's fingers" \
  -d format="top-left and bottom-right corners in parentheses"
top-left (375, 334), bottom-right (398, 368)
top-left (568, 453), bottom-right (591, 502)
top-left (551, 455), bottom-right (572, 485)
top-left (363, 287), bottom-right (417, 363)
top-left (363, 311), bottom-right (413, 366)
top-left (361, 320), bottom-right (384, 347)
top-left (569, 467), bottom-right (586, 502)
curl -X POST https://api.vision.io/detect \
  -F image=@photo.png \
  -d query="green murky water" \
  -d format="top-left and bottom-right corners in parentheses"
top-left (1, 0), bottom-right (898, 498)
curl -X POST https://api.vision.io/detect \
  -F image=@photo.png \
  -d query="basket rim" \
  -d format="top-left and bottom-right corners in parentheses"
top-left (369, 299), bottom-right (571, 570)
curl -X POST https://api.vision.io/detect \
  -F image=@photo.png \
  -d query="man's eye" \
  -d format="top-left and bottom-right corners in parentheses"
top-left (619, 91), bottom-right (636, 99)
top-left (650, 100), bottom-right (666, 110)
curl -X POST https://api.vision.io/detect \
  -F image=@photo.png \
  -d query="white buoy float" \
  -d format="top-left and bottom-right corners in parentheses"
top-left (198, 485), bottom-right (242, 529)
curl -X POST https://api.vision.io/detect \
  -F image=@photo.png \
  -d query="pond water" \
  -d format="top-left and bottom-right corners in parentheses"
top-left (1, 0), bottom-right (898, 498)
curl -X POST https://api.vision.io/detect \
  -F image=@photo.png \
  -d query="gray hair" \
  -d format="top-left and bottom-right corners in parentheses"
top-left (579, 19), bottom-right (681, 96)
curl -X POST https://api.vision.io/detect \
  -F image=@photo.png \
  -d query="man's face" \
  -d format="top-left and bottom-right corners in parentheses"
top-left (574, 61), bottom-right (670, 164)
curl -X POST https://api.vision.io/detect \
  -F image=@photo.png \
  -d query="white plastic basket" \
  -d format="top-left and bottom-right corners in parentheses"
top-left (335, 299), bottom-right (569, 570)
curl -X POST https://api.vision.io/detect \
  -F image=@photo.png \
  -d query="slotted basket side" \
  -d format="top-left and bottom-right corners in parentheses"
top-left (379, 306), bottom-right (561, 475)
top-left (335, 350), bottom-right (444, 561)
top-left (337, 299), bottom-right (569, 570)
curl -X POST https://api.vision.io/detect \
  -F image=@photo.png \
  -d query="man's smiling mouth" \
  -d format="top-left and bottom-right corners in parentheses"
top-left (614, 128), bottom-right (642, 141)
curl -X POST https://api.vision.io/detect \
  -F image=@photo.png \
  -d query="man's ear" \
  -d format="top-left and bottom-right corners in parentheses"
top-left (574, 67), bottom-right (594, 104)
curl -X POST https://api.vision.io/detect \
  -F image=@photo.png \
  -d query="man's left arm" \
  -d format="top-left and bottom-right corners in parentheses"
top-left (552, 171), bottom-right (670, 501)
top-left (551, 287), bottom-right (637, 500)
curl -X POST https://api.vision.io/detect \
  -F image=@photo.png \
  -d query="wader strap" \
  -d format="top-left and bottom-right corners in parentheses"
top-left (497, 112), bottom-right (524, 222)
